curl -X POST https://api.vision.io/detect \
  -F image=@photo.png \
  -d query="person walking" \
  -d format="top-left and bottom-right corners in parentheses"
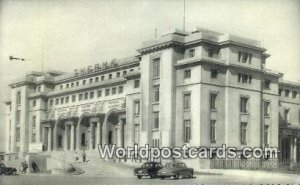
top-left (82, 150), bottom-right (86, 162)
top-left (74, 152), bottom-right (79, 162)
top-left (22, 161), bottom-right (28, 174)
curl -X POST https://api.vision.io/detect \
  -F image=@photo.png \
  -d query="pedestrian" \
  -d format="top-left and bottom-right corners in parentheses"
top-left (22, 161), bottom-right (28, 174)
top-left (82, 150), bottom-right (86, 162)
top-left (31, 161), bottom-right (38, 173)
top-left (74, 152), bottom-right (79, 162)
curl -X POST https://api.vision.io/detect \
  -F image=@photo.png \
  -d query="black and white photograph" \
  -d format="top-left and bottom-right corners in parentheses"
top-left (0, 0), bottom-right (299, 184)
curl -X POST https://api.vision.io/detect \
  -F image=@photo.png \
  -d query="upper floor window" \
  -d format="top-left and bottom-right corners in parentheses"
top-left (55, 98), bottom-right (59, 105)
top-left (211, 69), bottom-right (218, 79)
top-left (95, 77), bottom-right (99, 83)
top-left (97, 90), bottom-right (102, 97)
top-left (240, 122), bottom-right (247, 145)
top-left (153, 58), bottom-right (160, 78)
top-left (83, 80), bottom-right (86, 85)
top-left (184, 69), bottom-right (191, 79)
top-left (109, 74), bottom-right (112, 79)
top-left (153, 112), bottom-right (159, 129)
top-left (208, 48), bottom-right (214, 58)
top-left (32, 116), bottom-right (36, 128)
top-left (76, 81), bottom-right (79, 86)
top-left (134, 100), bottom-right (140, 116)
top-left (37, 86), bottom-right (41, 92)
top-left (60, 85), bottom-right (63, 90)
top-left (32, 100), bottom-right (36, 107)
top-left (112, 87), bottom-right (116, 95)
top-left (17, 92), bottom-right (21, 105)
top-left (184, 120), bottom-right (191, 143)
top-left (116, 72), bottom-right (121, 77)
top-left (84, 92), bottom-right (88, 100)
top-left (66, 84), bottom-right (70, 89)
top-left (264, 101), bottom-right (270, 116)
top-left (65, 96), bottom-right (69, 103)
top-left (240, 97), bottom-right (249, 114)
top-left (123, 71), bottom-right (127, 76)
top-left (183, 93), bottom-right (191, 110)
top-left (79, 94), bottom-right (83, 101)
top-left (89, 78), bottom-right (93, 84)
top-left (153, 85), bottom-right (160, 102)
top-left (188, 49), bottom-right (195, 58)
top-left (49, 99), bottom-right (53, 107)
top-left (238, 52), bottom-right (252, 64)
top-left (238, 73), bottom-right (252, 84)
top-left (101, 76), bottom-right (105, 81)
top-left (292, 91), bottom-right (297, 99)
top-left (72, 95), bottom-right (76, 102)
top-left (210, 120), bottom-right (216, 143)
top-left (71, 83), bottom-right (74, 88)
top-left (60, 97), bottom-right (64, 104)
top-left (279, 88), bottom-right (283, 96)
top-left (118, 86), bottom-right (123, 94)
top-left (285, 89), bottom-right (290, 97)
top-left (90, 91), bottom-right (94, 99)
top-left (134, 80), bottom-right (140, 88)
top-left (105, 89), bottom-right (110, 96)
top-left (16, 110), bottom-right (21, 122)
top-left (264, 125), bottom-right (269, 146)
top-left (264, 80), bottom-right (271, 89)
top-left (284, 109), bottom-right (290, 123)
top-left (210, 93), bottom-right (218, 110)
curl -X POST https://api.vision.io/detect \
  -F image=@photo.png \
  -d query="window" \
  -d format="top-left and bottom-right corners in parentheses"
top-left (65, 96), bottom-right (69, 103)
top-left (240, 97), bottom-right (249, 113)
top-left (211, 69), bottom-right (218, 79)
top-left (152, 139), bottom-right (160, 147)
top-left (264, 125), bottom-right (269, 146)
top-left (284, 109), bottom-right (290, 123)
top-left (242, 53), bottom-right (248, 63)
top-left (66, 84), bottom-right (69, 88)
top-left (188, 49), bottom-right (195, 58)
top-left (123, 71), bottom-right (127, 76)
top-left (33, 100), bottom-right (36, 107)
top-left (32, 133), bottom-right (36, 143)
top-left (264, 101), bottom-right (270, 116)
top-left (238, 73), bottom-right (252, 84)
top-left (101, 76), bottom-right (105, 81)
top-left (60, 97), bottom-right (64, 104)
top-left (60, 85), bottom-right (63, 90)
top-left (117, 72), bottom-right (120, 77)
top-left (264, 80), bottom-right (271, 89)
top-left (292, 91), bottom-right (297, 99)
top-left (210, 120), bottom-right (216, 143)
top-left (210, 93), bottom-right (217, 110)
top-left (32, 116), bottom-right (36, 128)
top-left (16, 110), bottom-right (21, 123)
top-left (17, 92), bottom-right (21, 105)
top-left (84, 92), bottom-right (88, 100)
top-left (83, 80), bottom-right (86, 85)
top-left (89, 78), bottom-right (93, 84)
top-left (238, 52), bottom-right (242, 62)
top-left (134, 124), bottom-right (140, 144)
top-left (90, 91), bottom-right (94, 99)
top-left (184, 69), bottom-right (191, 79)
top-left (71, 83), bottom-right (74, 87)
top-left (105, 89), bottom-right (110, 96)
top-left (153, 112), bottom-right (159, 129)
top-left (109, 74), bottom-right (112, 79)
top-left (55, 98), bottom-right (59, 105)
top-left (79, 94), bottom-right (83, 101)
top-left (285, 90), bottom-right (290, 97)
top-left (184, 120), bottom-right (191, 143)
top-left (279, 88), bottom-right (283, 96)
top-left (37, 86), bottom-right (41, 92)
top-left (95, 77), bottom-right (99, 83)
top-left (118, 86), bottom-right (123, 94)
top-left (238, 51), bottom-right (252, 64)
top-left (153, 58), bottom-right (160, 78)
top-left (208, 48), bottom-right (214, 57)
top-left (153, 85), bottom-right (160, 102)
top-left (134, 80), bottom-right (140, 88)
top-left (241, 122), bottom-right (247, 145)
top-left (76, 81), bottom-right (79, 86)
top-left (16, 127), bottom-right (20, 141)
top-left (49, 99), bottom-right (53, 107)
top-left (134, 101), bottom-right (140, 116)
top-left (72, 95), bottom-right (76, 102)
top-left (97, 90), bottom-right (102, 97)
top-left (183, 93), bottom-right (191, 110)
top-left (112, 87), bottom-right (116, 95)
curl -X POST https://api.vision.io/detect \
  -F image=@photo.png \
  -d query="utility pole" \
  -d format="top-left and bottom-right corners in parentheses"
top-left (183, 0), bottom-right (186, 31)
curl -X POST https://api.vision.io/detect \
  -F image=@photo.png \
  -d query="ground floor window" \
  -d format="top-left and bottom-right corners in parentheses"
top-left (152, 139), bottom-right (159, 147)
top-left (241, 122), bottom-right (247, 145)
top-left (134, 124), bottom-right (140, 144)
top-left (210, 120), bottom-right (216, 143)
top-left (264, 125), bottom-right (269, 146)
top-left (184, 120), bottom-right (191, 143)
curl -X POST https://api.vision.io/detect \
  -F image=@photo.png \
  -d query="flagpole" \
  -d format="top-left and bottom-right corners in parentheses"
top-left (183, 0), bottom-right (186, 31)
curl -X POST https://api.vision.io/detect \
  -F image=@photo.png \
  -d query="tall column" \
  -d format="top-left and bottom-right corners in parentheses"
top-left (70, 124), bottom-right (75, 151)
top-left (117, 119), bottom-right (123, 147)
top-left (96, 122), bottom-right (101, 147)
top-left (293, 137), bottom-right (297, 163)
top-left (48, 127), bottom-right (53, 151)
top-left (43, 127), bottom-right (47, 147)
top-left (64, 125), bottom-right (69, 151)
top-left (76, 123), bottom-right (81, 151)
top-left (89, 123), bottom-right (94, 150)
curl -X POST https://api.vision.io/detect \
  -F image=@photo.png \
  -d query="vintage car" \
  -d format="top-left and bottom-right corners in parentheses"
top-left (134, 162), bottom-right (164, 179)
top-left (0, 163), bottom-right (18, 175)
top-left (157, 162), bottom-right (194, 179)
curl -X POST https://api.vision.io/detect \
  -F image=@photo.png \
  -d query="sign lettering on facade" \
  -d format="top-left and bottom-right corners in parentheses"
top-left (74, 60), bottom-right (118, 76)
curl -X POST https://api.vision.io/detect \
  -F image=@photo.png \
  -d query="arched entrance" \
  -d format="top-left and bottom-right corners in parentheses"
top-left (53, 118), bottom-right (67, 151)
top-left (77, 114), bottom-right (91, 151)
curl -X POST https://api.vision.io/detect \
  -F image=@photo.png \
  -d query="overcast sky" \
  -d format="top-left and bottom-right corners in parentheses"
top-left (0, 0), bottom-right (299, 151)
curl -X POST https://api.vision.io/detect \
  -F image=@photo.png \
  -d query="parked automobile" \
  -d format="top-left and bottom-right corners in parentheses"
top-left (157, 162), bottom-right (194, 179)
top-left (0, 163), bottom-right (18, 175)
top-left (134, 162), bottom-right (164, 179)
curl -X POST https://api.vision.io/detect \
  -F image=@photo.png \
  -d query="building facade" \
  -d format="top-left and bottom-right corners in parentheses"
top-left (4, 28), bottom-right (300, 162)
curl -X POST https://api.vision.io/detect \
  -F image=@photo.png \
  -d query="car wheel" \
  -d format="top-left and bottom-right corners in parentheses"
top-left (137, 175), bottom-right (142, 179)
top-left (174, 174), bottom-right (179, 180)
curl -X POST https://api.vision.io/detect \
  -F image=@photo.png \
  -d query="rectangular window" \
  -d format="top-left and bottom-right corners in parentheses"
top-left (66, 84), bottom-right (69, 88)
top-left (211, 69), bottom-right (218, 79)
top-left (60, 97), bottom-right (64, 104)
top-left (90, 91), bottom-right (94, 99)
top-left (17, 92), bottom-right (21, 105)
top-left (105, 89), bottom-right (110, 96)
top-left (89, 78), bottom-right (93, 84)
top-left (76, 81), bottom-right (79, 86)
top-left (79, 94), bottom-right (83, 101)
top-left (242, 53), bottom-right (248, 63)
top-left (208, 48), bottom-right (214, 57)
top-left (292, 91), bottom-right (297, 99)
top-left (134, 101), bottom-right (140, 116)
top-left (16, 110), bottom-right (21, 122)
top-left (118, 86), bottom-right (123, 94)
top-left (32, 116), bottom-right (36, 128)
top-left (183, 93), bottom-right (191, 110)
top-left (210, 120), bottom-right (216, 143)
top-left (153, 85), bottom-right (160, 102)
top-left (95, 77), bottom-right (99, 83)
top-left (241, 122), bottom-right (247, 145)
top-left (16, 127), bottom-right (20, 141)
top-left (65, 96), bottom-right (69, 103)
top-left (152, 139), bottom-right (160, 147)
top-left (71, 83), bottom-right (74, 87)
top-left (184, 120), bottom-right (191, 143)
top-left (60, 85), bottom-right (63, 90)
top-left (97, 90), bottom-right (102, 97)
top-left (279, 89), bottom-right (283, 96)
top-left (188, 49), bottom-right (195, 58)
top-left (284, 109), bottom-right (290, 123)
top-left (184, 69), bottom-right (191, 79)
top-left (49, 99), bottom-right (53, 107)
top-left (32, 100), bottom-right (36, 107)
top-left (264, 125), bottom-right (269, 146)
top-left (55, 98), bottom-right (59, 105)
top-left (112, 87), bottom-right (116, 95)
top-left (238, 51), bottom-right (242, 62)
top-left (134, 124), bottom-right (140, 144)
top-left (109, 74), bottom-right (112, 79)
top-left (210, 93), bottom-right (217, 110)
top-left (84, 92), bottom-right (88, 100)
top-left (32, 133), bottom-right (36, 143)
top-left (101, 76), bottom-right (105, 81)
top-left (240, 97), bottom-right (249, 113)
top-left (264, 80), bottom-right (271, 89)
top-left (83, 80), bottom-right (86, 85)
top-left (134, 80), bottom-right (140, 88)
top-left (285, 90), bottom-right (290, 97)
top-left (264, 101), bottom-right (270, 116)
top-left (153, 112), bottom-right (159, 129)
top-left (153, 58), bottom-right (160, 78)
top-left (72, 95), bottom-right (76, 102)
top-left (123, 71), bottom-right (127, 76)
top-left (116, 72), bottom-right (120, 77)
